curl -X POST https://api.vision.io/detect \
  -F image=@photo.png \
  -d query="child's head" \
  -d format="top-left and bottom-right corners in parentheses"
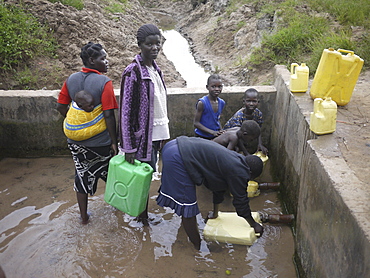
top-left (206, 74), bottom-right (223, 98)
top-left (75, 90), bottom-right (94, 112)
top-left (243, 88), bottom-right (259, 114)
top-left (137, 24), bottom-right (161, 61)
top-left (239, 120), bottom-right (260, 142)
top-left (80, 42), bottom-right (108, 73)
top-left (245, 155), bottom-right (263, 179)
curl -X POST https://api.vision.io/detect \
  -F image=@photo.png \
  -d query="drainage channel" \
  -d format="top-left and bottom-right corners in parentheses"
top-left (162, 29), bottom-right (209, 88)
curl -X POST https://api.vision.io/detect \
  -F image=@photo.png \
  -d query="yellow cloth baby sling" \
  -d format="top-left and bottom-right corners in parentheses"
top-left (63, 101), bottom-right (106, 141)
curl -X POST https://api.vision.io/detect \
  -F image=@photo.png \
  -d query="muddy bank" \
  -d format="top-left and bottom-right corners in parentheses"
top-left (1, 0), bottom-right (185, 90)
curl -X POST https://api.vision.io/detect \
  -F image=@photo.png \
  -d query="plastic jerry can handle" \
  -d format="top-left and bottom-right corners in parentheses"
top-left (338, 49), bottom-right (354, 56)
top-left (290, 63), bottom-right (298, 74)
top-left (113, 154), bottom-right (125, 164)
top-left (314, 98), bottom-right (323, 114)
top-left (118, 155), bottom-right (144, 167)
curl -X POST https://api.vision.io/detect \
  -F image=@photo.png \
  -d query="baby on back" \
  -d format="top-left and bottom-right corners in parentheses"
top-left (63, 90), bottom-right (107, 141)
top-left (213, 120), bottom-right (260, 155)
top-left (75, 90), bottom-right (94, 112)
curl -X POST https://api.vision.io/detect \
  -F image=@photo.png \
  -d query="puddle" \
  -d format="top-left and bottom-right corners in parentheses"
top-left (0, 157), bottom-right (296, 277)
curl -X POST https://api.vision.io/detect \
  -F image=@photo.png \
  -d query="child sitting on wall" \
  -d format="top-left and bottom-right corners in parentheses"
top-left (213, 120), bottom-right (260, 155)
top-left (194, 74), bottom-right (225, 139)
top-left (224, 88), bottom-right (268, 155)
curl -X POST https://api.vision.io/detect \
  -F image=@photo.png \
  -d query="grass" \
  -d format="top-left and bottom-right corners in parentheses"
top-left (48, 0), bottom-right (84, 10)
top-left (305, 0), bottom-right (370, 28)
top-left (102, 0), bottom-right (129, 14)
top-left (0, 2), bottom-right (57, 71)
top-left (247, 0), bottom-right (370, 75)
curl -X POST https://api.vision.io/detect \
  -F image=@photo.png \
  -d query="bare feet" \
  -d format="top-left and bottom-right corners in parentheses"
top-left (134, 216), bottom-right (149, 226)
top-left (80, 212), bottom-right (91, 225)
top-left (134, 214), bottom-right (162, 226)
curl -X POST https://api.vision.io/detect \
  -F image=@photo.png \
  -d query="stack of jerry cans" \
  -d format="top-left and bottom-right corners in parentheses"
top-left (104, 155), bottom-right (153, 217)
top-left (310, 48), bottom-right (364, 106)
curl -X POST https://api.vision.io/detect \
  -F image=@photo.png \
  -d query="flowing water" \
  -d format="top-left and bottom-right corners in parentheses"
top-left (162, 29), bottom-right (210, 88)
top-left (0, 157), bottom-right (296, 277)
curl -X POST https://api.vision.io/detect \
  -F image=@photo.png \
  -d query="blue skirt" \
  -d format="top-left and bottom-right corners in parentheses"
top-left (156, 139), bottom-right (200, 218)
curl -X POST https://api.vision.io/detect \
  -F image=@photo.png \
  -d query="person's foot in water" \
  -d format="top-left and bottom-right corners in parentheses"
top-left (80, 211), bottom-right (91, 225)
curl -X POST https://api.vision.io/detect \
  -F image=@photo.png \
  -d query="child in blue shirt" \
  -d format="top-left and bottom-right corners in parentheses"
top-left (194, 74), bottom-right (225, 139)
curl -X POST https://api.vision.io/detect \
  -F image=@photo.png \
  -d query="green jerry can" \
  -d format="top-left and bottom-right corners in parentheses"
top-left (289, 63), bottom-right (309, 93)
top-left (104, 155), bottom-right (153, 217)
top-left (310, 48), bottom-right (364, 106)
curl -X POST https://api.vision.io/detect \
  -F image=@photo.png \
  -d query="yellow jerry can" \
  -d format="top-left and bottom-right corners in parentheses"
top-left (310, 48), bottom-right (364, 106)
top-left (289, 63), bottom-right (309, 93)
top-left (253, 151), bottom-right (268, 166)
top-left (203, 211), bottom-right (262, 245)
top-left (310, 97), bottom-right (337, 135)
top-left (247, 180), bottom-right (260, 197)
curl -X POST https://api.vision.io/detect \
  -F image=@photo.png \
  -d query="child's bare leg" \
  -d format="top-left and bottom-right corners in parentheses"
top-left (182, 216), bottom-right (201, 250)
top-left (76, 192), bottom-right (89, 224)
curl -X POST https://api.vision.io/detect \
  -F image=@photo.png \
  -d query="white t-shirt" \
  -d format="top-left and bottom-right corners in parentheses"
top-left (147, 66), bottom-right (170, 141)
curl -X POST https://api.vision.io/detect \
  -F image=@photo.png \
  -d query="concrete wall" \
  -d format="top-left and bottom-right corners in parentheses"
top-left (0, 86), bottom-right (276, 157)
top-left (0, 90), bottom-right (67, 157)
top-left (272, 65), bottom-right (370, 277)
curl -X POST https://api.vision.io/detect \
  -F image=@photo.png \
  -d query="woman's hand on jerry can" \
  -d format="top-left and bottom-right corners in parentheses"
top-left (252, 222), bottom-right (264, 236)
top-left (125, 152), bottom-right (136, 164)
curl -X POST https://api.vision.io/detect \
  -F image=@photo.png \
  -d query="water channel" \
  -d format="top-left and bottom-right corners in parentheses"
top-left (0, 28), bottom-right (297, 278)
top-left (162, 30), bottom-right (209, 88)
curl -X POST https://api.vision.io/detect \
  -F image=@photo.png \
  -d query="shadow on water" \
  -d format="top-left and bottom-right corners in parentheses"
top-left (0, 157), bottom-right (296, 277)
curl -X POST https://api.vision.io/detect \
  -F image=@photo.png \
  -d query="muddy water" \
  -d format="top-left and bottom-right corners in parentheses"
top-left (0, 157), bottom-right (296, 277)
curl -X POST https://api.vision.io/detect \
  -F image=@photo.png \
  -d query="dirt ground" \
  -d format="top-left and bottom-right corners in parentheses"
top-left (330, 69), bottom-right (370, 185)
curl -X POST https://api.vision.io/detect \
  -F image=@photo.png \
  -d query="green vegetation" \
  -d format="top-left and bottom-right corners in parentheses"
top-left (235, 20), bottom-right (246, 32)
top-left (306, 0), bottom-right (370, 28)
top-left (48, 0), bottom-right (84, 10)
top-left (250, 12), bottom-right (329, 68)
top-left (102, 0), bottom-right (128, 14)
top-left (0, 3), bottom-right (57, 71)
top-left (231, 0), bottom-right (370, 74)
